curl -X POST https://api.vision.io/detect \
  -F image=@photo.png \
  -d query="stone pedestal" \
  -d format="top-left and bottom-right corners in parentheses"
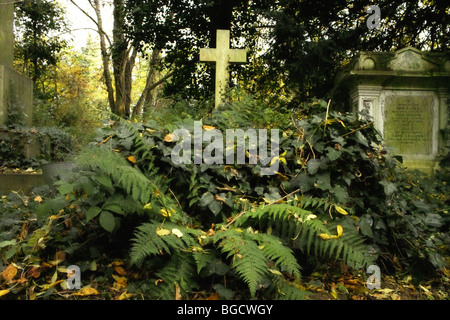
top-left (0, 0), bottom-right (34, 127)
top-left (336, 47), bottom-right (450, 175)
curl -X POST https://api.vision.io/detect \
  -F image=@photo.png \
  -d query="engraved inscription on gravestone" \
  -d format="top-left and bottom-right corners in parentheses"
top-left (383, 95), bottom-right (433, 155)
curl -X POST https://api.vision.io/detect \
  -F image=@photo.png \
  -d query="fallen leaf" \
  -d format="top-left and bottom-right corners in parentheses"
top-left (160, 208), bottom-right (171, 217)
top-left (126, 155), bottom-right (137, 164)
top-left (1, 264), bottom-right (18, 281)
top-left (55, 250), bottom-right (66, 262)
top-left (34, 195), bottom-right (43, 203)
top-left (0, 289), bottom-right (10, 297)
top-left (117, 290), bottom-right (134, 300)
top-left (175, 283), bottom-right (182, 300)
top-left (112, 274), bottom-right (128, 290)
top-left (114, 266), bottom-right (126, 276)
top-left (318, 233), bottom-right (331, 240)
top-left (172, 228), bottom-right (183, 238)
top-left (73, 287), bottom-right (99, 296)
top-left (202, 125), bottom-right (216, 130)
top-left (335, 205), bottom-right (348, 215)
top-left (206, 293), bottom-right (220, 300)
top-left (28, 266), bottom-right (41, 278)
top-left (156, 228), bottom-right (171, 236)
top-left (111, 261), bottom-right (125, 267)
top-left (164, 133), bottom-right (177, 142)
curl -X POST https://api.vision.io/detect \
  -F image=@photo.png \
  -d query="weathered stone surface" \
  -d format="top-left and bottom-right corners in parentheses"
top-left (335, 47), bottom-right (450, 175)
top-left (0, 0), bottom-right (34, 127)
top-left (200, 30), bottom-right (247, 108)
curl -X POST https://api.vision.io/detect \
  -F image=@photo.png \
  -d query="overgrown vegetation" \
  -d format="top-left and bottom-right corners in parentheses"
top-left (1, 95), bottom-right (448, 299)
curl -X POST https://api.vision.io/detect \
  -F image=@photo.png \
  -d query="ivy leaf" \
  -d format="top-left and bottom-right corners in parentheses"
top-left (208, 200), bottom-right (223, 216)
top-left (379, 180), bottom-right (398, 196)
top-left (326, 147), bottom-right (342, 161)
top-left (354, 131), bottom-right (369, 147)
top-left (307, 159), bottom-right (321, 175)
top-left (331, 185), bottom-right (350, 203)
top-left (99, 211), bottom-right (115, 232)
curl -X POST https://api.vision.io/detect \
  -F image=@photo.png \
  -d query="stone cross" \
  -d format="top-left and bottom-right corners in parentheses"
top-left (200, 29), bottom-right (247, 108)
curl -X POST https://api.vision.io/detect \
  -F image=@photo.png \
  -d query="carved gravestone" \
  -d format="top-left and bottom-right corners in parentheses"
top-left (336, 47), bottom-right (450, 175)
top-left (200, 29), bottom-right (247, 109)
top-left (0, 0), bottom-right (33, 127)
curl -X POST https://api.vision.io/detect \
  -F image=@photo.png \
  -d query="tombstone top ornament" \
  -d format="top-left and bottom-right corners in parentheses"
top-left (335, 47), bottom-right (450, 175)
top-left (200, 29), bottom-right (247, 109)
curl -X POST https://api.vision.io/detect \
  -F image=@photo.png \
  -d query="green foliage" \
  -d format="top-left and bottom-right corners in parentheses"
top-left (1, 94), bottom-right (448, 300)
top-left (14, 0), bottom-right (69, 88)
top-left (236, 203), bottom-right (375, 270)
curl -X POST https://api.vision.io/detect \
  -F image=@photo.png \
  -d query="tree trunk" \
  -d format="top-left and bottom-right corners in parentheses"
top-left (91, 0), bottom-right (116, 114)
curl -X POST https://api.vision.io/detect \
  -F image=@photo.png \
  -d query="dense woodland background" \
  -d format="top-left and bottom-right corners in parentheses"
top-left (0, 0), bottom-right (448, 300)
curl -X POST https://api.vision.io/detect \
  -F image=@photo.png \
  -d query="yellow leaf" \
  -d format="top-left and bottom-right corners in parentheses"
top-left (172, 228), bottom-right (183, 238)
top-left (175, 283), bottom-right (182, 300)
top-left (117, 290), bottom-right (134, 300)
top-left (279, 157), bottom-right (287, 164)
top-left (156, 228), bottom-right (171, 236)
top-left (114, 266), bottom-right (126, 276)
top-left (74, 287), bottom-right (99, 296)
top-left (112, 274), bottom-right (127, 289)
top-left (318, 233), bottom-right (331, 240)
top-left (335, 205), bottom-right (348, 215)
top-left (127, 155), bottom-right (137, 164)
top-left (111, 261), bottom-right (125, 266)
top-left (34, 195), bottom-right (43, 203)
top-left (160, 208), bottom-right (172, 217)
top-left (269, 156), bottom-right (279, 166)
top-left (1, 265), bottom-right (18, 281)
top-left (336, 225), bottom-right (343, 237)
top-left (0, 289), bottom-right (10, 297)
top-left (164, 133), bottom-right (177, 142)
top-left (143, 203), bottom-right (153, 210)
top-left (202, 125), bottom-right (216, 131)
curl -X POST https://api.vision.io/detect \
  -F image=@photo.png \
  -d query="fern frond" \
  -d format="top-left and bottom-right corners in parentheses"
top-left (213, 228), bottom-right (267, 297)
top-left (212, 227), bottom-right (302, 297)
top-left (152, 252), bottom-right (198, 299)
top-left (130, 221), bottom-right (200, 265)
top-left (76, 146), bottom-right (152, 204)
top-left (235, 203), bottom-right (375, 269)
top-left (269, 274), bottom-right (311, 300)
top-left (248, 232), bottom-right (302, 279)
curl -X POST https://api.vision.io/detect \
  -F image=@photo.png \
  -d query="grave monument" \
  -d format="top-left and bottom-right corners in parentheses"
top-left (200, 29), bottom-right (247, 108)
top-left (336, 47), bottom-right (450, 175)
top-left (0, 0), bottom-right (33, 127)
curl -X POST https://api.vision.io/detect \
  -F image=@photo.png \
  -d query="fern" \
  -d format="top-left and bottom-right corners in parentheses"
top-left (76, 146), bottom-right (152, 204)
top-left (212, 228), bottom-right (301, 298)
top-left (269, 274), bottom-right (311, 300)
top-left (151, 252), bottom-right (198, 299)
top-left (235, 203), bottom-right (375, 269)
top-left (130, 220), bottom-right (200, 265)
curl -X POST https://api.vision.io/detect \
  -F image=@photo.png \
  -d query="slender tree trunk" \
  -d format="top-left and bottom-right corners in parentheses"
top-left (133, 49), bottom-right (160, 116)
top-left (112, 0), bottom-right (130, 117)
top-left (91, 0), bottom-right (116, 114)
